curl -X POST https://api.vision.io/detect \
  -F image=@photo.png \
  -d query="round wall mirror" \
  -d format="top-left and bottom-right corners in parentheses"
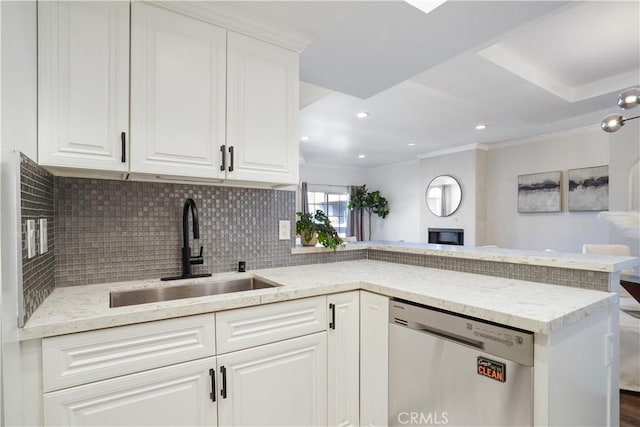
top-left (426, 175), bottom-right (462, 217)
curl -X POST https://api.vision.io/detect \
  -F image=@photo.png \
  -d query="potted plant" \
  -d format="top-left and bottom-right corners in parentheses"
top-left (296, 211), bottom-right (319, 246)
top-left (347, 185), bottom-right (390, 240)
top-left (296, 210), bottom-right (344, 252)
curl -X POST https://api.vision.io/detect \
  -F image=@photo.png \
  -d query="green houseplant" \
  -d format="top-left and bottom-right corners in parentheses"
top-left (347, 185), bottom-right (390, 240)
top-left (296, 210), bottom-right (344, 252)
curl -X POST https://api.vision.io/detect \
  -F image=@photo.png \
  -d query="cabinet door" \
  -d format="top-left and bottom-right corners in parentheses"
top-left (130, 3), bottom-right (227, 179)
top-left (327, 291), bottom-right (360, 427)
top-left (360, 292), bottom-right (389, 427)
top-left (217, 333), bottom-right (327, 426)
top-left (44, 357), bottom-right (218, 426)
top-left (38, 1), bottom-right (129, 171)
top-left (226, 32), bottom-right (299, 185)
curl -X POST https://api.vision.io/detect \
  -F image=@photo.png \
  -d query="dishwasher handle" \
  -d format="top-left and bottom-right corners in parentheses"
top-left (416, 322), bottom-right (484, 350)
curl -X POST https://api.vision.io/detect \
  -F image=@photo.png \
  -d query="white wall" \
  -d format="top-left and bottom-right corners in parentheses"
top-left (300, 163), bottom-right (367, 187)
top-left (302, 124), bottom-right (637, 254)
top-left (1, 1), bottom-right (37, 159)
top-left (419, 148), bottom-right (481, 245)
top-left (485, 127), bottom-right (611, 253)
top-left (0, 2), bottom-right (3, 422)
top-left (365, 160), bottom-right (420, 241)
top-left (608, 119), bottom-right (640, 256)
top-left (475, 149), bottom-right (488, 245)
top-left (300, 161), bottom-right (423, 242)
top-left (1, 1), bottom-right (38, 425)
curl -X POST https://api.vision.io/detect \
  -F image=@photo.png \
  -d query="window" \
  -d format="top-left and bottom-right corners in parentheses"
top-left (307, 186), bottom-right (349, 237)
top-left (426, 186), bottom-right (442, 216)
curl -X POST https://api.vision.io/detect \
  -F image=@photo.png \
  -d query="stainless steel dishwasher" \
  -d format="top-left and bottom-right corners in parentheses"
top-left (389, 299), bottom-right (534, 427)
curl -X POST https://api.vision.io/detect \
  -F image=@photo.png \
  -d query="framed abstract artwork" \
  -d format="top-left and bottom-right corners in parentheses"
top-left (518, 171), bottom-right (562, 213)
top-left (568, 165), bottom-right (609, 212)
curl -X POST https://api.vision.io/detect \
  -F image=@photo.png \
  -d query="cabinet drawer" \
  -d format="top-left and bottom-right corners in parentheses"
top-left (216, 296), bottom-right (326, 354)
top-left (43, 314), bottom-right (215, 392)
top-left (44, 357), bottom-right (217, 426)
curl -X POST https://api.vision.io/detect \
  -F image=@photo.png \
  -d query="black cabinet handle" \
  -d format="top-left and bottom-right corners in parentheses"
top-left (121, 132), bottom-right (126, 163)
top-left (329, 303), bottom-right (336, 330)
top-left (209, 368), bottom-right (216, 402)
top-left (220, 145), bottom-right (226, 171)
top-left (220, 366), bottom-right (227, 399)
top-left (228, 146), bottom-right (234, 172)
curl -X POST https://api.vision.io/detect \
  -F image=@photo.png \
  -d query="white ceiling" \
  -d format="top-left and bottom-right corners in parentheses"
top-left (216, 1), bottom-right (640, 168)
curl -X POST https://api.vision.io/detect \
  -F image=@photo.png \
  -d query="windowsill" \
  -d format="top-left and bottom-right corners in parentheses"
top-left (291, 242), bottom-right (366, 255)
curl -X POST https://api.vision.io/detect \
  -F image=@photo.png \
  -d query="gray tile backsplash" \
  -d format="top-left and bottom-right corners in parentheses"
top-left (20, 154), bottom-right (55, 323)
top-left (54, 178), bottom-right (365, 286)
top-left (18, 169), bottom-right (612, 320)
top-left (367, 250), bottom-right (610, 291)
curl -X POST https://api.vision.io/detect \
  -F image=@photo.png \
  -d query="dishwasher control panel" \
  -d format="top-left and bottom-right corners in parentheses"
top-left (390, 299), bottom-right (534, 366)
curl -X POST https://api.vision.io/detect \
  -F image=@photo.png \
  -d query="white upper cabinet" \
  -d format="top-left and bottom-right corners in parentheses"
top-left (38, 1), bottom-right (129, 171)
top-left (226, 32), bottom-right (299, 185)
top-left (130, 2), bottom-right (227, 179)
top-left (38, 1), bottom-right (300, 185)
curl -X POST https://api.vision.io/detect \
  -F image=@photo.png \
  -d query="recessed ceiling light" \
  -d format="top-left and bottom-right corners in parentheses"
top-left (475, 124), bottom-right (487, 130)
top-left (358, 154), bottom-right (366, 159)
top-left (408, 142), bottom-right (416, 146)
top-left (405, 0), bottom-right (447, 15)
top-left (300, 136), bottom-right (310, 141)
top-left (356, 112), bottom-right (369, 119)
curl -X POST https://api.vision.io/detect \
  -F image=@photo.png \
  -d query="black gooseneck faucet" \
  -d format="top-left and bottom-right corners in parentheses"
top-left (161, 198), bottom-right (212, 281)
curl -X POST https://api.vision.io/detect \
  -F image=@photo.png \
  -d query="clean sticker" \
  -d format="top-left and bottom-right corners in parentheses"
top-left (477, 357), bottom-right (506, 383)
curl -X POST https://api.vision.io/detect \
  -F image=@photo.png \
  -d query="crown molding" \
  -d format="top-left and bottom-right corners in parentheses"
top-left (302, 161), bottom-right (367, 172)
top-left (486, 124), bottom-right (601, 151)
top-left (147, 1), bottom-right (313, 53)
top-left (416, 143), bottom-right (489, 159)
top-left (368, 158), bottom-right (420, 170)
top-left (416, 125), bottom-right (604, 159)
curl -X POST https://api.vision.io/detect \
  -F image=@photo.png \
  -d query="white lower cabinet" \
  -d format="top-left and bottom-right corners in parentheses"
top-left (41, 292), bottom-right (385, 427)
top-left (216, 332), bottom-right (327, 427)
top-left (44, 357), bottom-right (218, 426)
top-left (327, 291), bottom-right (360, 427)
top-left (360, 291), bottom-right (389, 427)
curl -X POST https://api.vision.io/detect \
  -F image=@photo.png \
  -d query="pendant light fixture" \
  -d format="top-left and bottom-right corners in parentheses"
top-left (617, 87), bottom-right (640, 109)
top-left (601, 87), bottom-right (640, 133)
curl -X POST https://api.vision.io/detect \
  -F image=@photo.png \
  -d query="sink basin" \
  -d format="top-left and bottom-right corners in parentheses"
top-left (109, 277), bottom-right (279, 308)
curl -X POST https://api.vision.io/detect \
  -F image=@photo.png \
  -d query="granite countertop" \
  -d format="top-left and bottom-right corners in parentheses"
top-left (20, 260), bottom-right (615, 341)
top-left (293, 241), bottom-right (640, 273)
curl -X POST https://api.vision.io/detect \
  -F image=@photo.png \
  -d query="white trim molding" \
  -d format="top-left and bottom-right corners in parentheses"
top-left (147, 1), bottom-right (313, 53)
top-left (486, 124), bottom-right (601, 151)
top-left (416, 143), bottom-right (488, 159)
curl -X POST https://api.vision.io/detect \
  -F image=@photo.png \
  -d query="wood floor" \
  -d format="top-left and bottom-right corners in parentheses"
top-left (622, 390), bottom-right (640, 427)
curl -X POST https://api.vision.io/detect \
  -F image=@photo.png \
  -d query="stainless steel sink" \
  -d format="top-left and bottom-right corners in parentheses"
top-left (110, 277), bottom-right (279, 308)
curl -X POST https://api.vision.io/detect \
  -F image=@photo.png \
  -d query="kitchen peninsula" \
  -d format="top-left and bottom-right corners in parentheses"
top-left (20, 244), bottom-right (638, 427)
top-left (3, 0), bottom-right (639, 425)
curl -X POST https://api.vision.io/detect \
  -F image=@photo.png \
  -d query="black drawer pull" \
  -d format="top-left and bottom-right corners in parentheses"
top-left (220, 145), bottom-right (226, 171)
top-left (329, 303), bottom-right (336, 329)
top-left (220, 365), bottom-right (227, 399)
top-left (228, 146), bottom-right (234, 172)
top-left (121, 132), bottom-right (126, 163)
top-left (209, 368), bottom-right (216, 402)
